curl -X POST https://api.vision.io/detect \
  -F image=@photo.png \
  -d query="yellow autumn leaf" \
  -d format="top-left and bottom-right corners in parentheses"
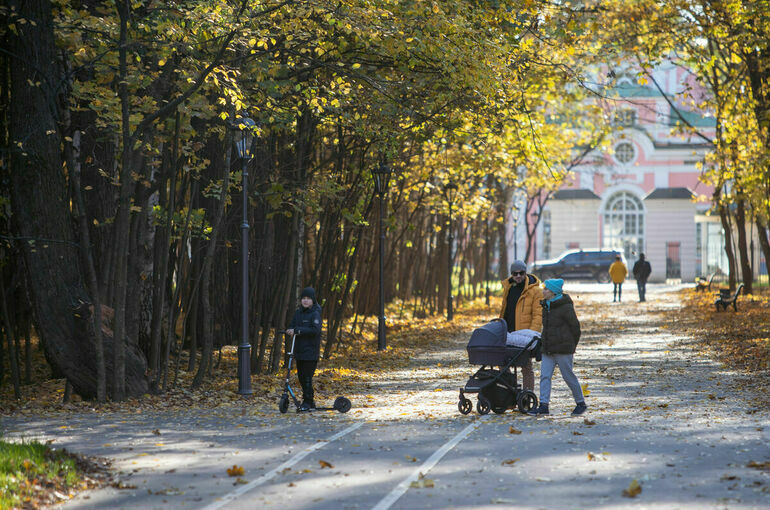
top-left (227, 465), bottom-right (245, 477)
top-left (622, 479), bottom-right (642, 498)
top-left (581, 383), bottom-right (590, 396)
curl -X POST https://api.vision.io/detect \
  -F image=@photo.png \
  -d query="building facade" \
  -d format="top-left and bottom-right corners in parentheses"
top-left (516, 63), bottom-right (766, 282)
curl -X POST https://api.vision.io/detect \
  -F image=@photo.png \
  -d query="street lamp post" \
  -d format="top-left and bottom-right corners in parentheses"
top-left (233, 117), bottom-right (255, 395)
top-left (445, 182), bottom-right (458, 321)
top-left (372, 162), bottom-right (392, 351)
top-left (530, 212), bottom-right (538, 272)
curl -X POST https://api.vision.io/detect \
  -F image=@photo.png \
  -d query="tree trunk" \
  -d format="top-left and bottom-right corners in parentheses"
top-left (0, 278), bottom-right (21, 399)
top-left (719, 203), bottom-right (738, 291)
top-left (756, 218), bottom-right (770, 289)
top-left (735, 196), bottom-right (754, 293)
top-left (323, 230), bottom-right (363, 358)
top-left (67, 130), bottom-right (107, 402)
top-left (7, 0), bottom-right (147, 400)
top-left (192, 131), bottom-right (233, 389)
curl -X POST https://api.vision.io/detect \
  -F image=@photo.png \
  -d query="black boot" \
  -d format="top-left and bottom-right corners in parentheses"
top-left (299, 377), bottom-right (315, 411)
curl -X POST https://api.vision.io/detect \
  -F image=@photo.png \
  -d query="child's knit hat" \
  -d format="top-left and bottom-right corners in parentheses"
top-left (543, 278), bottom-right (564, 295)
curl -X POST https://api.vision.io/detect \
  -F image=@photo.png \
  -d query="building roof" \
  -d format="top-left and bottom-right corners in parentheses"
top-left (644, 187), bottom-right (695, 200)
top-left (605, 84), bottom-right (663, 98)
top-left (670, 109), bottom-right (717, 128)
top-left (553, 189), bottom-right (601, 200)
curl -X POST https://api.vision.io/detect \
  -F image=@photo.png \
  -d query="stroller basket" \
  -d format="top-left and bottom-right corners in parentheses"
top-left (466, 319), bottom-right (540, 366)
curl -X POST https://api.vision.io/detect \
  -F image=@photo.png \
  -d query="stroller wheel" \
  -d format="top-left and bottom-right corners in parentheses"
top-left (477, 396), bottom-right (491, 415)
top-left (492, 406), bottom-right (507, 415)
top-left (458, 397), bottom-right (473, 415)
top-left (278, 394), bottom-right (289, 414)
top-left (517, 390), bottom-right (538, 413)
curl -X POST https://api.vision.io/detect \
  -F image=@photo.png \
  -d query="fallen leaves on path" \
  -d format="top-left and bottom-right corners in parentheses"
top-left (673, 290), bottom-right (770, 409)
top-left (747, 460), bottom-right (770, 471)
top-left (226, 465), bottom-right (244, 477)
top-left (587, 452), bottom-right (610, 461)
top-left (410, 472), bottom-right (435, 489)
top-left (622, 479), bottom-right (642, 498)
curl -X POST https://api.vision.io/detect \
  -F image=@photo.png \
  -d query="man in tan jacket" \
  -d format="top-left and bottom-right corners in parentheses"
top-left (499, 260), bottom-right (543, 390)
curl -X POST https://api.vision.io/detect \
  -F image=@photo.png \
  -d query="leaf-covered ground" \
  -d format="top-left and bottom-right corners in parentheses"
top-left (677, 288), bottom-right (770, 375)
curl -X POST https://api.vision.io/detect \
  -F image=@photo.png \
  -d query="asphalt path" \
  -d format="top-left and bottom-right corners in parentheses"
top-left (3, 284), bottom-right (769, 509)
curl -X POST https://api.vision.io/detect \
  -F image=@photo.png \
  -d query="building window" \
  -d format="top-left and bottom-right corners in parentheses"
top-left (706, 222), bottom-right (728, 275)
top-left (603, 191), bottom-right (644, 260)
top-left (613, 109), bottom-right (637, 127)
top-left (695, 222), bottom-right (702, 278)
top-left (614, 141), bottom-right (636, 165)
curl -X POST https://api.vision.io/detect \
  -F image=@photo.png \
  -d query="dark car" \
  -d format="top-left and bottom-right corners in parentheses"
top-left (529, 249), bottom-right (626, 283)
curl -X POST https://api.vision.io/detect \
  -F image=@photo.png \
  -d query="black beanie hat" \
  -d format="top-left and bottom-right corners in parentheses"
top-left (300, 287), bottom-right (316, 303)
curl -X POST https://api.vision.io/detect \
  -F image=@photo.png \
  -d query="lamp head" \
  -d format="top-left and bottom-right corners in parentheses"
top-left (444, 181), bottom-right (458, 203)
top-left (372, 162), bottom-right (392, 195)
top-left (231, 117), bottom-right (256, 160)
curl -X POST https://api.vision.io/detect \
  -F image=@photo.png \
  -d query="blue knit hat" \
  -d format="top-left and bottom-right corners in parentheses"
top-left (543, 279), bottom-right (564, 294)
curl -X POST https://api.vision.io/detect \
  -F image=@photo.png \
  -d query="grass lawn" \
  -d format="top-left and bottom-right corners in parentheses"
top-left (0, 438), bottom-right (108, 509)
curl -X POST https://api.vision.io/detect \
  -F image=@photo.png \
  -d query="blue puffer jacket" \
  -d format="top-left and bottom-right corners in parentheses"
top-left (288, 302), bottom-right (322, 361)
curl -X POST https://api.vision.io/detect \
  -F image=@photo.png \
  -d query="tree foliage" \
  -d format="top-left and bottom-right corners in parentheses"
top-left (4, 0), bottom-right (766, 399)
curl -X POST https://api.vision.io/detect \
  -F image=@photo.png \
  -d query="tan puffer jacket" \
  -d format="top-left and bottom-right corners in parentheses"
top-left (498, 274), bottom-right (543, 332)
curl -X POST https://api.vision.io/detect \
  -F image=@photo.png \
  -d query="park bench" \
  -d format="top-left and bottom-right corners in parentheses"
top-left (714, 283), bottom-right (744, 312)
top-left (695, 273), bottom-right (717, 292)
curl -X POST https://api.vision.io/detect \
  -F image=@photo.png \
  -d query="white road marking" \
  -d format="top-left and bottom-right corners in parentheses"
top-left (371, 418), bottom-right (484, 510)
top-left (201, 422), bottom-right (363, 510)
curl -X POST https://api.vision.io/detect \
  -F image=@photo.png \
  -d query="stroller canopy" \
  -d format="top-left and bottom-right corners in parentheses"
top-left (467, 319), bottom-right (507, 350)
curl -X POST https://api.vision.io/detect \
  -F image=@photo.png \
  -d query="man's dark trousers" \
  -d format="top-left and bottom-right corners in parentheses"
top-left (637, 279), bottom-right (647, 302)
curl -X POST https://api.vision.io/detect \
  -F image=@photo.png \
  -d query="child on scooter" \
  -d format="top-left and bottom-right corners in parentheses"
top-left (286, 287), bottom-right (322, 411)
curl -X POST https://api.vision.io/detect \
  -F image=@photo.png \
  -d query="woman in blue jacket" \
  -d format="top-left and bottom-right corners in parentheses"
top-left (286, 287), bottom-right (322, 411)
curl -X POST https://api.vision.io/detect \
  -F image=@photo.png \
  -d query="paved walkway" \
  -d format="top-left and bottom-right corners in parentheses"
top-left (3, 285), bottom-right (769, 509)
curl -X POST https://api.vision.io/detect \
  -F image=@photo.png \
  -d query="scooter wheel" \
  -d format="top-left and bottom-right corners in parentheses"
top-left (278, 394), bottom-right (289, 414)
top-left (333, 396), bottom-right (351, 413)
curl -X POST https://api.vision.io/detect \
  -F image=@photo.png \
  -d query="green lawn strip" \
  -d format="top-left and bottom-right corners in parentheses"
top-left (0, 438), bottom-right (109, 509)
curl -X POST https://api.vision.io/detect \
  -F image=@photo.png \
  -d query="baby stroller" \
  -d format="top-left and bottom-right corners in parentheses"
top-left (458, 318), bottom-right (540, 415)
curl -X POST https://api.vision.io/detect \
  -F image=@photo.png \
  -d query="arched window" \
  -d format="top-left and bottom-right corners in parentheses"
top-left (603, 191), bottom-right (644, 260)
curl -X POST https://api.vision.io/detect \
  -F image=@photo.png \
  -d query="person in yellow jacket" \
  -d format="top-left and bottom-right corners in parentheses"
top-left (608, 255), bottom-right (628, 302)
top-left (499, 260), bottom-right (543, 390)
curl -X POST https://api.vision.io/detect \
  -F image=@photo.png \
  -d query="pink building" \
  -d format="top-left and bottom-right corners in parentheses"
top-left (525, 64), bottom-right (731, 282)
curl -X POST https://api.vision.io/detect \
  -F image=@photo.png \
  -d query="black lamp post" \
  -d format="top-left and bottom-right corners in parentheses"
top-left (372, 162), bottom-right (392, 351)
top-left (444, 182), bottom-right (458, 321)
top-left (530, 212), bottom-right (538, 272)
top-left (233, 117), bottom-right (255, 395)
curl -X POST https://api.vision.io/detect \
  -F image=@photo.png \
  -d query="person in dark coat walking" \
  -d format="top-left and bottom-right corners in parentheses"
top-left (528, 279), bottom-right (587, 417)
top-left (286, 287), bottom-right (322, 411)
top-left (632, 253), bottom-right (652, 302)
